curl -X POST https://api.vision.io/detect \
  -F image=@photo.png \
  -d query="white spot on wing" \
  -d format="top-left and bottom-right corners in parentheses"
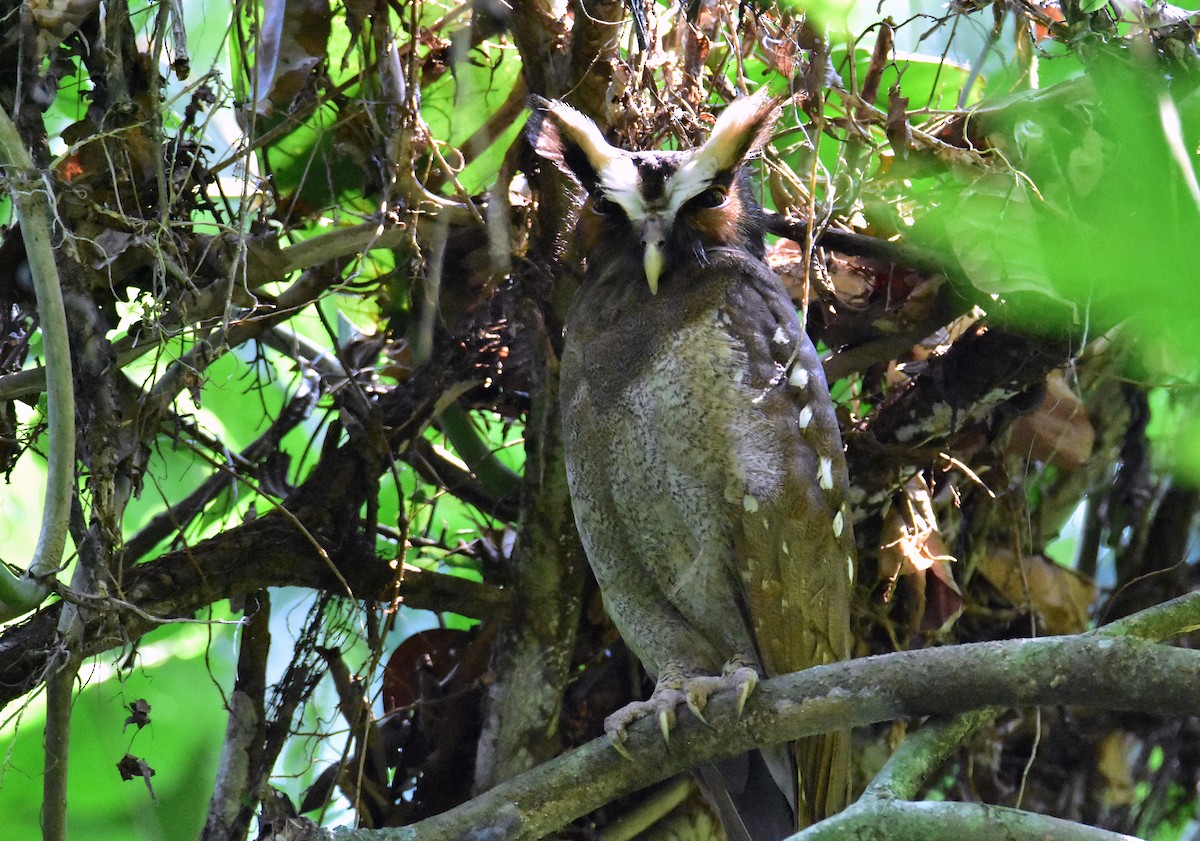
top-left (798, 405), bottom-right (813, 430)
top-left (781, 541), bottom-right (790, 555)
top-left (818, 457), bottom-right (834, 490)
top-left (847, 555), bottom-right (856, 582)
top-left (833, 510), bottom-right (844, 537)
top-left (788, 366), bottom-right (809, 390)
top-left (742, 494), bottom-right (759, 513)
top-left (772, 326), bottom-right (789, 345)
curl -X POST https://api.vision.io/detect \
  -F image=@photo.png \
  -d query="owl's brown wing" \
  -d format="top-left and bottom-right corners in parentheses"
top-left (725, 263), bottom-right (854, 825)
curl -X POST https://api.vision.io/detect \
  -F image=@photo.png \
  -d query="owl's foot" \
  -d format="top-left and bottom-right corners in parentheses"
top-left (604, 680), bottom-right (687, 751)
top-left (720, 659), bottom-right (760, 718)
top-left (604, 659), bottom-right (761, 756)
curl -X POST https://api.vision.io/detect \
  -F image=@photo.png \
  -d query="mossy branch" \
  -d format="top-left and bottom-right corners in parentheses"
top-left (322, 620), bottom-right (1200, 841)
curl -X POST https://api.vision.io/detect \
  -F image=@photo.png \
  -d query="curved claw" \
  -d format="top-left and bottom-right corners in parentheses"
top-left (729, 667), bottom-right (758, 715)
top-left (658, 708), bottom-right (673, 743)
top-left (735, 678), bottom-right (754, 718)
top-left (610, 732), bottom-right (634, 761)
top-left (602, 663), bottom-right (761, 754)
top-left (686, 694), bottom-right (711, 727)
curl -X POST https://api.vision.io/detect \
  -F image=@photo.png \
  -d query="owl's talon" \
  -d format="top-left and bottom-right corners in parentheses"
top-left (658, 708), bottom-right (673, 743)
top-left (603, 690), bottom-right (681, 751)
top-left (735, 680), bottom-right (753, 718)
top-left (686, 695), bottom-right (711, 727)
top-left (602, 663), bottom-right (762, 749)
top-left (610, 732), bottom-right (634, 761)
top-left (724, 665), bottom-right (759, 719)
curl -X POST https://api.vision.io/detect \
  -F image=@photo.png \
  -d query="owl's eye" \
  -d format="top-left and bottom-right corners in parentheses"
top-left (592, 195), bottom-right (619, 216)
top-left (690, 187), bottom-right (728, 210)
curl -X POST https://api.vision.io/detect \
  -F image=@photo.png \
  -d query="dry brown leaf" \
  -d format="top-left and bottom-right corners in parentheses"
top-left (976, 549), bottom-right (1096, 634)
top-left (252, 0), bottom-right (333, 117)
top-left (879, 475), bottom-right (962, 630)
top-left (1007, 370), bottom-right (1094, 469)
top-left (885, 86), bottom-right (912, 159)
top-left (28, 0), bottom-right (99, 57)
top-left (879, 475), bottom-right (956, 577)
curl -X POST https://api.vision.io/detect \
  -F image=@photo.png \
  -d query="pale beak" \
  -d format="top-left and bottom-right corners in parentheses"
top-left (641, 218), bottom-right (666, 295)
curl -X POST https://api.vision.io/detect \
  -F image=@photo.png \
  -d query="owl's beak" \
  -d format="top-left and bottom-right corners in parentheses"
top-left (642, 218), bottom-right (666, 295)
top-left (643, 244), bottom-right (662, 295)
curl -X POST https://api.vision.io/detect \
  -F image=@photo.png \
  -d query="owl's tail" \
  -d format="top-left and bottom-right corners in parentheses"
top-left (796, 727), bottom-right (853, 828)
top-left (696, 729), bottom-right (851, 840)
top-left (695, 748), bottom-right (794, 841)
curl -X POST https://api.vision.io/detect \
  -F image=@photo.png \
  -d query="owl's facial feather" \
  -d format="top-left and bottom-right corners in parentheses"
top-left (529, 92), bottom-right (784, 292)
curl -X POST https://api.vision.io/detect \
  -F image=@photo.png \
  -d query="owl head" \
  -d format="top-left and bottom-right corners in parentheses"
top-left (528, 93), bottom-right (783, 294)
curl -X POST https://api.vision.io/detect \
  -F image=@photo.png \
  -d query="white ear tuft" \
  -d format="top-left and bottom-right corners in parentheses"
top-left (547, 102), bottom-right (618, 161)
top-left (687, 91), bottom-right (785, 182)
top-left (528, 99), bottom-right (626, 190)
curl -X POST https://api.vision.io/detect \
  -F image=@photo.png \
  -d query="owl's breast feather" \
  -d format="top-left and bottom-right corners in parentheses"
top-left (563, 304), bottom-right (789, 553)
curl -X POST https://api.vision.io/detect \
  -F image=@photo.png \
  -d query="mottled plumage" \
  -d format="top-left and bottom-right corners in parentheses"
top-left (529, 93), bottom-right (854, 839)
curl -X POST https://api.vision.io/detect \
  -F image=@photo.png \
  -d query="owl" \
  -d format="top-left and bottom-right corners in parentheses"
top-left (528, 92), bottom-right (854, 839)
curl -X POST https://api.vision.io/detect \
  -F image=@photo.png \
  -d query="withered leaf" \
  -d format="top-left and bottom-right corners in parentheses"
top-left (123, 698), bottom-right (152, 731)
top-left (116, 753), bottom-right (158, 803)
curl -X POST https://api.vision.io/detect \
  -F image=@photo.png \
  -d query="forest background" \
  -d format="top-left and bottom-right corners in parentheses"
top-left (0, 0), bottom-right (1198, 838)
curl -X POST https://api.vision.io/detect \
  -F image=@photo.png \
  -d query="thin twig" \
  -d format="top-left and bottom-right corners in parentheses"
top-left (0, 105), bottom-right (75, 617)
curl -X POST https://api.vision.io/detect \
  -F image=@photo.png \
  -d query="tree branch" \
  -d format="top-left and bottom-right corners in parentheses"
top-left (202, 591), bottom-right (271, 840)
top-left (0, 103), bottom-right (75, 617)
top-left (317, 631), bottom-right (1199, 841)
top-left (0, 324), bottom-right (507, 709)
top-left (0, 525), bottom-right (508, 711)
top-left (860, 709), bottom-right (998, 801)
top-left (0, 221), bottom-right (405, 404)
top-left (473, 309), bottom-right (587, 789)
top-left (1099, 590), bottom-right (1200, 642)
top-left (796, 800), bottom-right (1141, 841)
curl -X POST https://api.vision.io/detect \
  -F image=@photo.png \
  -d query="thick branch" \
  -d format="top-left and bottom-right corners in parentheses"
top-left (796, 800), bottom-right (1141, 841)
top-left (508, 0), bottom-right (567, 97)
top-left (1099, 591), bottom-right (1200, 642)
top-left (202, 591), bottom-right (271, 840)
top-left (0, 523), bottom-right (508, 711)
top-left (321, 633), bottom-right (1199, 841)
top-left (473, 311), bottom-right (586, 789)
top-left (567, 0), bottom-right (623, 118)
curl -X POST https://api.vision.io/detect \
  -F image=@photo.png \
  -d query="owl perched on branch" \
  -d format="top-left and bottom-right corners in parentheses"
top-left (528, 92), bottom-right (854, 840)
